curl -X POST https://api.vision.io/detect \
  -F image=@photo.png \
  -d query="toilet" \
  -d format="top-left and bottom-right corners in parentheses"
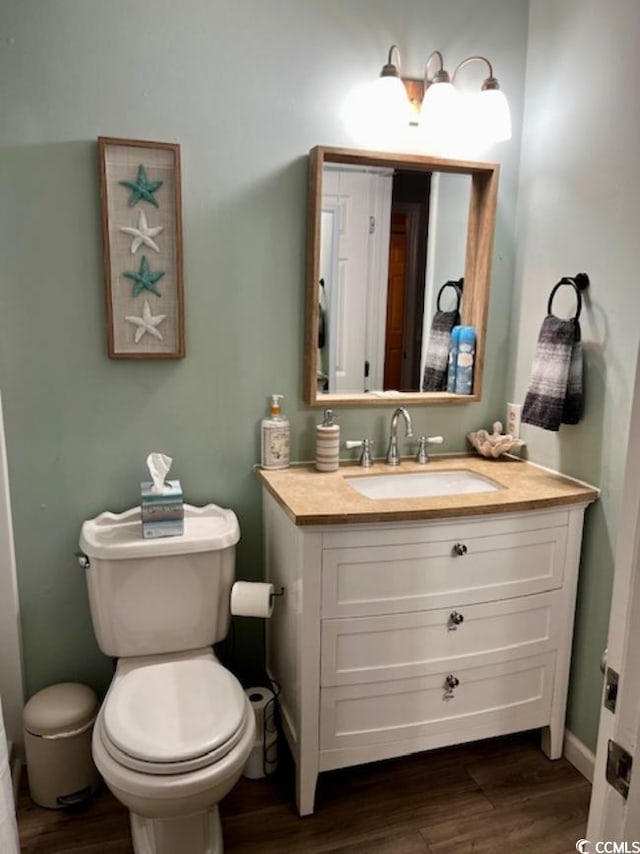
top-left (78, 503), bottom-right (256, 854)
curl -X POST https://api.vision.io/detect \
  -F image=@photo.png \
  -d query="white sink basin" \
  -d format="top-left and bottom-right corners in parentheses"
top-left (345, 469), bottom-right (501, 500)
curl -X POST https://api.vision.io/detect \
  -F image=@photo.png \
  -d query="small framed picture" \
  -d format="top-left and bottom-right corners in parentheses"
top-left (98, 137), bottom-right (185, 358)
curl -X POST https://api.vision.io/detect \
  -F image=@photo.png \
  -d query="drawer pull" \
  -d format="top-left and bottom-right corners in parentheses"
top-left (444, 673), bottom-right (460, 699)
top-left (453, 542), bottom-right (468, 556)
top-left (448, 611), bottom-right (464, 629)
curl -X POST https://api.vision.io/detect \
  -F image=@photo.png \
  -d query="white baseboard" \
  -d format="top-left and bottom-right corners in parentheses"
top-left (564, 729), bottom-right (595, 782)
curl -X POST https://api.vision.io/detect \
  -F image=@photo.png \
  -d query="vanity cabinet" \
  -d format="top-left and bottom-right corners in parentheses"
top-left (262, 488), bottom-right (593, 816)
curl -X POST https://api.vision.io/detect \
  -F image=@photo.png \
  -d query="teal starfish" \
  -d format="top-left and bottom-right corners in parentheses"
top-left (123, 255), bottom-right (165, 297)
top-left (119, 164), bottom-right (163, 208)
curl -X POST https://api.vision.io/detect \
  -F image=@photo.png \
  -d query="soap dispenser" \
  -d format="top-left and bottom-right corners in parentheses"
top-left (315, 409), bottom-right (340, 472)
top-left (261, 394), bottom-right (290, 470)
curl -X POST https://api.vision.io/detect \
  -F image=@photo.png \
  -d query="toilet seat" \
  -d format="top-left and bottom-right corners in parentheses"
top-left (101, 657), bottom-right (249, 776)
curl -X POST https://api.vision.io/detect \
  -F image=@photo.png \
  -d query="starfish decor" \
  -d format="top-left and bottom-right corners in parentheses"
top-left (119, 209), bottom-right (164, 254)
top-left (119, 164), bottom-right (163, 208)
top-left (123, 255), bottom-right (165, 297)
top-left (125, 300), bottom-right (167, 343)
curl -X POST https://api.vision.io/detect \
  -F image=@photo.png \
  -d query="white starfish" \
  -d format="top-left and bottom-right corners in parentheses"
top-left (119, 209), bottom-right (164, 254)
top-left (125, 300), bottom-right (167, 343)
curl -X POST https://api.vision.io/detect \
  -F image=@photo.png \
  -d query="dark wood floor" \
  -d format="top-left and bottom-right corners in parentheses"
top-left (18, 731), bottom-right (591, 854)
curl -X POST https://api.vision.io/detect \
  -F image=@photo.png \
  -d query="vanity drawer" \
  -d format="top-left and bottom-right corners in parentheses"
top-left (319, 652), bottom-right (555, 751)
top-left (320, 591), bottom-right (560, 686)
top-left (321, 524), bottom-right (567, 617)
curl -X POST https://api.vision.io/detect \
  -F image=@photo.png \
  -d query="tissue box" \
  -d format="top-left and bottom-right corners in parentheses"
top-left (140, 479), bottom-right (184, 538)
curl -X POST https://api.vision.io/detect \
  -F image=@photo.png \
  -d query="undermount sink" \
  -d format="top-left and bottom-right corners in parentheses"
top-left (345, 469), bottom-right (502, 500)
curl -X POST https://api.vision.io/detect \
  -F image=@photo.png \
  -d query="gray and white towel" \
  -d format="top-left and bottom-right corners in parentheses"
top-left (521, 315), bottom-right (583, 431)
top-left (422, 309), bottom-right (460, 391)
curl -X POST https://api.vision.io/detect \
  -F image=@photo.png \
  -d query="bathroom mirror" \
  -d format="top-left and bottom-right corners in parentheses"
top-left (304, 146), bottom-right (499, 406)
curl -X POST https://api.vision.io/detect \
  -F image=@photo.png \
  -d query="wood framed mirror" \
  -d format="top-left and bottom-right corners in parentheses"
top-left (303, 146), bottom-right (499, 406)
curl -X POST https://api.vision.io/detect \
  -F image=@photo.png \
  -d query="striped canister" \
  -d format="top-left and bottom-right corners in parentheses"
top-left (315, 409), bottom-right (340, 471)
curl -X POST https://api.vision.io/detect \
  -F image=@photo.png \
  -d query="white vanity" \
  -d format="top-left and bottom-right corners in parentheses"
top-left (257, 457), bottom-right (598, 816)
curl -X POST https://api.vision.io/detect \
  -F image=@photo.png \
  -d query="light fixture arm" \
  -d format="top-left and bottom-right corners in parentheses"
top-left (424, 50), bottom-right (450, 87)
top-left (452, 55), bottom-right (500, 90)
top-left (380, 44), bottom-right (402, 78)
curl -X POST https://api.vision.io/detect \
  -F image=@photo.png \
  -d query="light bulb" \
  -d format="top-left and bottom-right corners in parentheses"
top-left (343, 76), bottom-right (412, 149)
top-left (478, 87), bottom-right (512, 143)
top-left (419, 81), bottom-right (461, 153)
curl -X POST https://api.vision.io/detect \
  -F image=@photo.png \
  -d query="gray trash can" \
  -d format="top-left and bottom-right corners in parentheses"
top-left (23, 682), bottom-right (101, 808)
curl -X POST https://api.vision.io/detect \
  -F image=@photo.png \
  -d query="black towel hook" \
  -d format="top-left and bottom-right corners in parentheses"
top-left (547, 272), bottom-right (589, 321)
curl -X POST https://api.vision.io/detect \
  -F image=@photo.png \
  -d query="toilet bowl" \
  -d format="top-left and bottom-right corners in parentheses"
top-left (92, 649), bottom-right (255, 854)
top-left (78, 503), bottom-right (255, 854)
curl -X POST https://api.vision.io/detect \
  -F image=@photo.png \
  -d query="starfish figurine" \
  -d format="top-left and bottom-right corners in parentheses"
top-left (119, 164), bottom-right (163, 208)
top-left (125, 300), bottom-right (167, 343)
top-left (119, 209), bottom-right (164, 254)
top-left (123, 255), bottom-right (165, 297)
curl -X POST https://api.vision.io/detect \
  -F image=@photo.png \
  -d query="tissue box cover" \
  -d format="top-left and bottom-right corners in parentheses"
top-left (140, 479), bottom-right (184, 537)
top-left (142, 519), bottom-right (184, 539)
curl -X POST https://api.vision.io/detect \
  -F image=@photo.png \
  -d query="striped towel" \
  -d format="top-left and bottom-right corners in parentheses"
top-left (422, 309), bottom-right (460, 391)
top-left (521, 315), bottom-right (583, 431)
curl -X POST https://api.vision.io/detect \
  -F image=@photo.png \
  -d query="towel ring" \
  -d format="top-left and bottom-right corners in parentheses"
top-left (547, 273), bottom-right (589, 321)
top-left (436, 278), bottom-right (464, 313)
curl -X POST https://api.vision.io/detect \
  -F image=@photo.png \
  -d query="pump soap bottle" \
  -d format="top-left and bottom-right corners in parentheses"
top-left (261, 394), bottom-right (290, 470)
top-left (315, 409), bottom-right (340, 472)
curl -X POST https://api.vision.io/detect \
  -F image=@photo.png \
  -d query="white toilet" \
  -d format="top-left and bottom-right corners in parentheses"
top-left (79, 503), bottom-right (256, 854)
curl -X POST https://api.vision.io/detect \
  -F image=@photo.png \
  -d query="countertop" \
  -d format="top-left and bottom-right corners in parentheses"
top-left (256, 455), bottom-right (599, 526)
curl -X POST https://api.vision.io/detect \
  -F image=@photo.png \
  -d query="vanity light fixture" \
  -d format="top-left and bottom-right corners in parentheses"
top-left (418, 50), bottom-right (461, 151)
top-left (451, 55), bottom-right (512, 144)
top-left (369, 44), bottom-right (512, 152)
top-left (371, 45), bottom-right (414, 128)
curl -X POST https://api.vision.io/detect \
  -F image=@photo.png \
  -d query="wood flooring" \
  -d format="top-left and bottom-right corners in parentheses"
top-left (17, 731), bottom-right (591, 854)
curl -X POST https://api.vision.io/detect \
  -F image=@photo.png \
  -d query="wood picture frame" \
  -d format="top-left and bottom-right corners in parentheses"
top-left (98, 137), bottom-right (185, 358)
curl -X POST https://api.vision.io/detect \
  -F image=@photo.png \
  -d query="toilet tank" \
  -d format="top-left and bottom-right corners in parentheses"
top-left (79, 504), bottom-right (240, 658)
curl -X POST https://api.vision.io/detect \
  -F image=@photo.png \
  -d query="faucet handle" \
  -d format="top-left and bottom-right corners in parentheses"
top-left (345, 439), bottom-right (374, 467)
top-left (415, 435), bottom-right (445, 464)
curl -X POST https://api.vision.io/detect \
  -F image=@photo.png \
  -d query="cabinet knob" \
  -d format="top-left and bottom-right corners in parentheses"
top-left (449, 611), bottom-right (464, 627)
top-left (453, 542), bottom-right (468, 556)
top-left (445, 674), bottom-right (460, 690)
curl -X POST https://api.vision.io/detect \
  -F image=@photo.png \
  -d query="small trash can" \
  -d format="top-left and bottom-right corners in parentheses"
top-left (23, 682), bottom-right (101, 809)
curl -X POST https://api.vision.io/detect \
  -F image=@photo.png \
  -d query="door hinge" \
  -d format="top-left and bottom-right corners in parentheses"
top-left (369, 215), bottom-right (376, 234)
top-left (604, 666), bottom-right (619, 713)
top-left (606, 739), bottom-right (633, 800)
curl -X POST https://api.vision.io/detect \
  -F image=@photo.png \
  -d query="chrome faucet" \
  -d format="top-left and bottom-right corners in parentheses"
top-left (385, 407), bottom-right (414, 466)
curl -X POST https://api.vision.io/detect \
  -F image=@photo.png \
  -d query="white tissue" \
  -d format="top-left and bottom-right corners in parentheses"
top-left (146, 452), bottom-right (173, 495)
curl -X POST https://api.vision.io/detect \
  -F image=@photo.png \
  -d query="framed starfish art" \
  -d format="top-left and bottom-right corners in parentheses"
top-left (98, 137), bottom-right (185, 358)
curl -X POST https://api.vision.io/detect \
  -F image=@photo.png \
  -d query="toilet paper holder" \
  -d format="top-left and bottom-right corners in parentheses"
top-left (230, 581), bottom-right (285, 619)
top-left (270, 586), bottom-right (285, 604)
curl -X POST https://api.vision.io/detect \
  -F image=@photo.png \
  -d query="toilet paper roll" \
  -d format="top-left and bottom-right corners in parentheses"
top-left (243, 687), bottom-right (278, 780)
top-left (245, 687), bottom-right (277, 738)
top-left (230, 581), bottom-right (274, 618)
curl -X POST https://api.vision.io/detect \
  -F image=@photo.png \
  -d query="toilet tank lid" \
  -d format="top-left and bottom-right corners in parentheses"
top-left (79, 503), bottom-right (239, 560)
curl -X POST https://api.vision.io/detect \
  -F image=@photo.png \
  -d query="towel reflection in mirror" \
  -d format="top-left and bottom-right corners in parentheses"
top-left (422, 279), bottom-right (463, 391)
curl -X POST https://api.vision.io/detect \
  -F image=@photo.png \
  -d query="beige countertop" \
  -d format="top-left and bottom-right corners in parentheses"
top-left (256, 455), bottom-right (599, 526)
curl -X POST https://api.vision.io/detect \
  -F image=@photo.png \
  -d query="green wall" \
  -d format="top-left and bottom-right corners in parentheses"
top-left (0, 2), bottom-right (531, 698)
top-left (509, 0), bottom-right (640, 750)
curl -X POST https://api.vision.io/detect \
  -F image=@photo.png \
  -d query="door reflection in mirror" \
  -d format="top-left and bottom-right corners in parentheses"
top-left (318, 165), bottom-right (470, 394)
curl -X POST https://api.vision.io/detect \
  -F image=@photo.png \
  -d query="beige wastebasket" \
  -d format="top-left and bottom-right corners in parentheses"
top-left (23, 683), bottom-right (101, 808)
